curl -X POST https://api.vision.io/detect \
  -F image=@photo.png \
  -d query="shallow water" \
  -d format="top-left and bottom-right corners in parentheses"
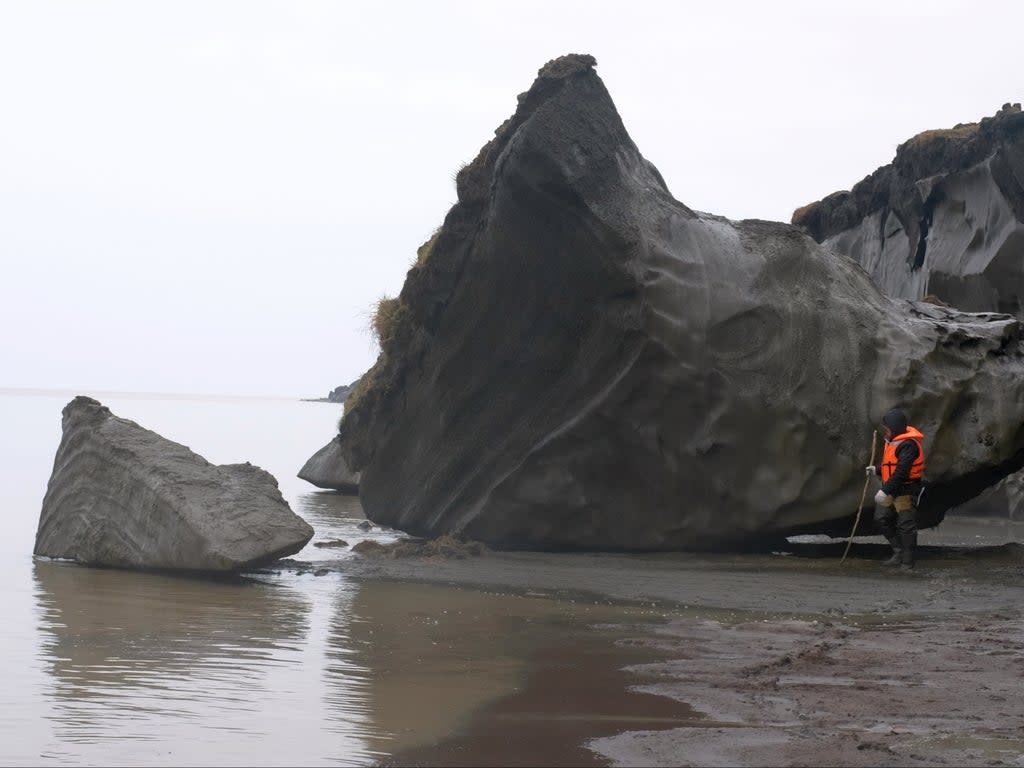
top-left (0, 390), bottom-right (695, 766)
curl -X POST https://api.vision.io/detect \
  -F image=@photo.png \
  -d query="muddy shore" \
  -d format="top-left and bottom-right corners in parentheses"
top-left (306, 529), bottom-right (1024, 767)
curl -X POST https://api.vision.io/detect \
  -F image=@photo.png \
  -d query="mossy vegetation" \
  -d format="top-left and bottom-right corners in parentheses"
top-left (371, 295), bottom-right (406, 349)
top-left (414, 229), bottom-right (440, 268)
top-left (342, 353), bottom-right (388, 418)
top-left (343, 293), bottom-right (413, 419)
top-left (343, 229), bottom-right (437, 424)
top-left (450, 160), bottom-right (470, 186)
top-left (791, 201), bottom-right (817, 227)
top-left (342, 368), bottom-right (373, 417)
top-left (903, 122), bottom-right (979, 151)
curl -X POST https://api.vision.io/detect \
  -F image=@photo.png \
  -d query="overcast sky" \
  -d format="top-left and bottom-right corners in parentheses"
top-left (1, 0), bottom-right (1020, 397)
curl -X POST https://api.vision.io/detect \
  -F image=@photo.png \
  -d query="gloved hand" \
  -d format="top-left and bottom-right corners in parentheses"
top-left (865, 465), bottom-right (876, 477)
top-left (874, 489), bottom-right (888, 505)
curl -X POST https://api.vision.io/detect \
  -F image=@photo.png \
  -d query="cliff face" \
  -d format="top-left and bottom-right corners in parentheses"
top-left (338, 57), bottom-right (1024, 550)
top-left (793, 104), bottom-right (1024, 313)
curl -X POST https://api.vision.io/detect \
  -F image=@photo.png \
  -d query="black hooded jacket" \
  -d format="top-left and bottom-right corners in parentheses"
top-left (880, 408), bottom-right (923, 497)
top-left (881, 438), bottom-right (922, 497)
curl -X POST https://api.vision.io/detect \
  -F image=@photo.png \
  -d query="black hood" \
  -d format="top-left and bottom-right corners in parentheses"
top-left (882, 408), bottom-right (908, 434)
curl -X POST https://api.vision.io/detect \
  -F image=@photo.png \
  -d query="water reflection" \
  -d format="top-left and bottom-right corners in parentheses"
top-left (32, 561), bottom-right (373, 765)
top-left (320, 579), bottom-right (386, 763)
top-left (32, 557), bottom-right (698, 767)
top-left (336, 581), bottom-right (529, 757)
top-left (331, 581), bottom-right (694, 766)
top-left (297, 491), bottom-right (366, 526)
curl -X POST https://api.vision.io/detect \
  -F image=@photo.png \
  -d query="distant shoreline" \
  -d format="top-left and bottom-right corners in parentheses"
top-left (0, 386), bottom-right (307, 403)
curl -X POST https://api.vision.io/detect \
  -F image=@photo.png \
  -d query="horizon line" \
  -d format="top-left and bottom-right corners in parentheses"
top-left (0, 385), bottom-right (338, 403)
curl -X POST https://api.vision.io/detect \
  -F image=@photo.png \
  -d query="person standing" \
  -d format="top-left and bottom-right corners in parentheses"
top-left (865, 408), bottom-right (926, 569)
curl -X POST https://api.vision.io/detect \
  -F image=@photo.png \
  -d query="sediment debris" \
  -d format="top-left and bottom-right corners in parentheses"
top-left (314, 538), bottom-right (350, 549)
top-left (352, 535), bottom-right (487, 559)
top-left (35, 396), bottom-right (313, 571)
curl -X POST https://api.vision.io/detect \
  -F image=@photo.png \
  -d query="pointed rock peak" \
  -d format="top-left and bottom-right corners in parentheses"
top-left (537, 53), bottom-right (597, 80)
top-left (517, 52), bottom-right (600, 109)
top-left (63, 395), bottom-right (111, 426)
top-left (454, 53), bottom-right (607, 209)
top-left (66, 394), bottom-right (104, 410)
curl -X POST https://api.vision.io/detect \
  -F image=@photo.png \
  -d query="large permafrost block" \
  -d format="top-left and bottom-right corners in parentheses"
top-left (35, 396), bottom-right (314, 571)
top-left (339, 55), bottom-right (1024, 550)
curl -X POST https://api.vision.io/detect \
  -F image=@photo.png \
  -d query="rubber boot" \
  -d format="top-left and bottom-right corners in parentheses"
top-left (883, 536), bottom-right (902, 566)
top-left (898, 532), bottom-right (916, 570)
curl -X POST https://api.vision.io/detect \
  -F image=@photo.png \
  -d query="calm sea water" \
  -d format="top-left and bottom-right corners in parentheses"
top-left (1, 391), bottom-right (371, 764)
top-left (4, 390), bottom-right (609, 766)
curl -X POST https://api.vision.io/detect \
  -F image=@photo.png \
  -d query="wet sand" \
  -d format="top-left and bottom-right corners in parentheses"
top-left (594, 608), bottom-right (1024, 767)
top-left (385, 623), bottom-right (701, 767)
top-left (314, 529), bottom-right (1024, 767)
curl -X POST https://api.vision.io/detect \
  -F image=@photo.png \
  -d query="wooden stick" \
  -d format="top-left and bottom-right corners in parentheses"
top-left (841, 429), bottom-right (878, 564)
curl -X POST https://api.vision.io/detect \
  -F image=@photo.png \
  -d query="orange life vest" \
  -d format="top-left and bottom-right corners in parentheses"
top-left (881, 426), bottom-right (926, 484)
